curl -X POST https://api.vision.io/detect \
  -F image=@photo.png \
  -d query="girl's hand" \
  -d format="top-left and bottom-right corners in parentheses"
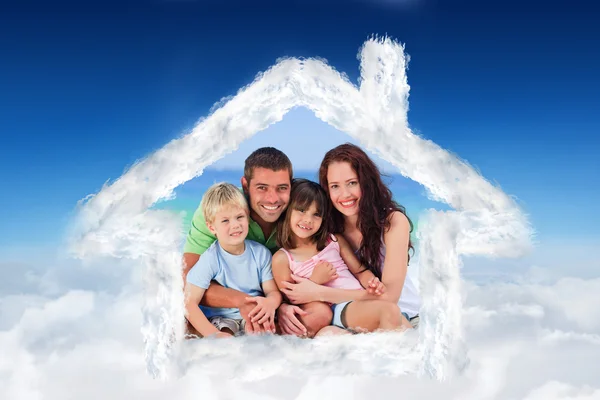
top-left (366, 277), bottom-right (386, 296)
top-left (310, 261), bottom-right (338, 285)
top-left (281, 274), bottom-right (323, 304)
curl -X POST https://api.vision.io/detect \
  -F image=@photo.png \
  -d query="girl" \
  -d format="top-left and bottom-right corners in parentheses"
top-left (271, 178), bottom-right (413, 336)
top-left (280, 144), bottom-right (421, 329)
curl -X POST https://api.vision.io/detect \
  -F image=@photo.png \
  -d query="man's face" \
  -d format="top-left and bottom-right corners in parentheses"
top-left (241, 167), bottom-right (291, 225)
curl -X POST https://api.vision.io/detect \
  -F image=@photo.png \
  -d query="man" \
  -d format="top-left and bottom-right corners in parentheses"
top-left (182, 147), bottom-right (333, 337)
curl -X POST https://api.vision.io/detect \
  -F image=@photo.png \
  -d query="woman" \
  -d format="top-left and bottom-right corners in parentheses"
top-left (280, 143), bottom-right (421, 333)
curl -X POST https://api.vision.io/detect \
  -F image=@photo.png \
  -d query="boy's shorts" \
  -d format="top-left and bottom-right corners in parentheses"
top-left (209, 316), bottom-right (247, 337)
top-left (331, 301), bottom-right (420, 330)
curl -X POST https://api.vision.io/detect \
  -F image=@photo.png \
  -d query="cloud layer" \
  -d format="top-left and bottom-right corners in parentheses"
top-left (2, 257), bottom-right (599, 399)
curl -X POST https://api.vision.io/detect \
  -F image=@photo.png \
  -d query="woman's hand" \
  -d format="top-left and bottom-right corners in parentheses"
top-left (281, 274), bottom-right (323, 305)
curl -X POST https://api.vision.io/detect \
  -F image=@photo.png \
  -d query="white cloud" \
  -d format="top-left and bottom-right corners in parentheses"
top-left (464, 277), bottom-right (600, 334)
top-left (2, 258), bottom-right (600, 399)
top-left (523, 382), bottom-right (600, 400)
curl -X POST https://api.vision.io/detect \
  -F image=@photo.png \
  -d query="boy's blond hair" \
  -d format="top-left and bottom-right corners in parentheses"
top-left (201, 182), bottom-right (249, 223)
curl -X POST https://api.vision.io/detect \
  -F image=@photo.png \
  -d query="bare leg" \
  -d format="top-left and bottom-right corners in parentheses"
top-left (400, 314), bottom-right (413, 330)
top-left (315, 326), bottom-right (351, 337)
top-left (299, 301), bottom-right (333, 338)
top-left (343, 300), bottom-right (411, 333)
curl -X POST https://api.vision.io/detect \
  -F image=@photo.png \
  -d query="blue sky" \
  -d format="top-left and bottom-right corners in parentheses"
top-left (0, 0), bottom-right (598, 260)
top-left (3, 2), bottom-right (600, 396)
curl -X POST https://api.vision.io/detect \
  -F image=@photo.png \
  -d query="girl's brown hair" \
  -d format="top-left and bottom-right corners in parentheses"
top-left (276, 179), bottom-right (330, 251)
top-left (318, 143), bottom-right (414, 279)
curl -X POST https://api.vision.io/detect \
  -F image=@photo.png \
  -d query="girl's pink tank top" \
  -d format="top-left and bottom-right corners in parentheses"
top-left (280, 235), bottom-right (364, 290)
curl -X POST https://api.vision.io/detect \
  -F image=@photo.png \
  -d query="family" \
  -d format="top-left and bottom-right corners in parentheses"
top-left (182, 144), bottom-right (421, 338)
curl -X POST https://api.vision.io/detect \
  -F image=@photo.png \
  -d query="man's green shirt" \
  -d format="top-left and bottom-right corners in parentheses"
top-left (183, 193), bottom-right (279, 255)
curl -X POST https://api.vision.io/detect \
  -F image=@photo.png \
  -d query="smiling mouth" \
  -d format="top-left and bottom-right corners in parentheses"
top-left (297, 224), bottom-right (312, 231)
top-left (230, 231), bottom-right (243, 237)
top-left (261, 204), bottom-right (281, 212)
top-left (340, 199), bottom-right (357, 208)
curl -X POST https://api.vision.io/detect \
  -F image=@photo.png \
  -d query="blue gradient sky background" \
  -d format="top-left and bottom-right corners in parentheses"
top-left (2, 3), bottom-right (600, 397)
top-left (1, 0), bottom-right (598, 268)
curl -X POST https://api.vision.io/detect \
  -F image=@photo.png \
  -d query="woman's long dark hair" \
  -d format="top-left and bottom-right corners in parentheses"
top-left (318, 143), bottom-right (414, 279)
top-left (276, 179), bottom-right (330, 251)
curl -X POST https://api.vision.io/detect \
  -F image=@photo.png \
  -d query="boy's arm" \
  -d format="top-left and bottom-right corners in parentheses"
top-left (336, 235), bottom-right (378, 289)
top-left (184, 283), bottom-right (221, 337)
top-left (246, 279), bottom-right (282, 332)
top-left (262, 279), bottom-right (283, 308)
top-left (242, 246), bottom-right (283, 333)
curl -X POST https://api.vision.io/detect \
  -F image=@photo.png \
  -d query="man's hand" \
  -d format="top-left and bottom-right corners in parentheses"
top-left (246, 296), bottom-right (278, 334)
top-left (366, 276), bottom-right (386, 296)
top-left (277, 303), bottom-right (309, 337)
top-left (310, 261), bottom-right (338, 285)
top-left (239, 299), bottom-right (267, 335)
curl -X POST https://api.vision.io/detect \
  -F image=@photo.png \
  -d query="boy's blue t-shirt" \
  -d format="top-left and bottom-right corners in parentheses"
top-left (186, 239), bottom-right (274, 320)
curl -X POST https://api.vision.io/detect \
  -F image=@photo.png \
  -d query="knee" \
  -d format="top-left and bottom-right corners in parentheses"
top-left (379, 302), bottom-right (402, 326)
top-left (302, 302), bottom-right (333, 338)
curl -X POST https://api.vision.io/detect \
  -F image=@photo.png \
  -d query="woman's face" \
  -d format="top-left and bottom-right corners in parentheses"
top-left (326, 161), bottom-right (362, 218)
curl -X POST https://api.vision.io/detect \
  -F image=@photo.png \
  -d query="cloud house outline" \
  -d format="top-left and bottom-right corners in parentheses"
top-left (69, 37), bottom-right (534, 381)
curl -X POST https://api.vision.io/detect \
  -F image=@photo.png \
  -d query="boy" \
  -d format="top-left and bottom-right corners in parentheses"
top-left (184, 182), bottom-right (282, 338)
